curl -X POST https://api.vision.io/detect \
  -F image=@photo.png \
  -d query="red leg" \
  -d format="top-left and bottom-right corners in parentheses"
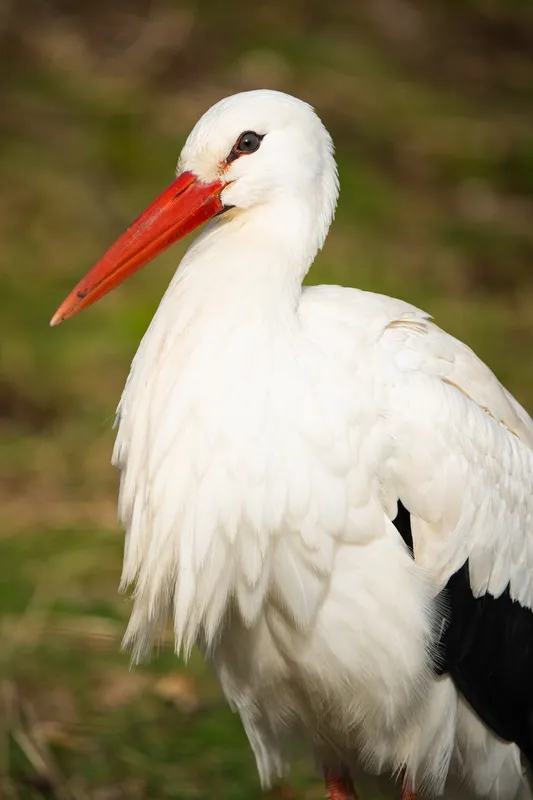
top-left (401, 774), bottom-right (418, 800)
top-left (324, 767), bottom-right (358, 800)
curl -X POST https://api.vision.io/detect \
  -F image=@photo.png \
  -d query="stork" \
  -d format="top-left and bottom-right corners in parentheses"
top-left (52, 90), bottom-right (533, 800)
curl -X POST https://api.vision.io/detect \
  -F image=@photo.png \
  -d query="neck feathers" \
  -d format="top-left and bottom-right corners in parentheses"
top-left (112, 183), bottom-right (337, 662)
top-left (113, 209), bottom-right (306, 661)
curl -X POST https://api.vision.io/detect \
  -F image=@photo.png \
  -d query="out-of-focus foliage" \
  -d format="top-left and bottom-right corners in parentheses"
top-left (1, 1), bottom-right (533, 797)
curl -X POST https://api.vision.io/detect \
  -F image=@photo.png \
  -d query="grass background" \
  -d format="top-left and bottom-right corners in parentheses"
top-left (2, 1), bottom-right (533, 797)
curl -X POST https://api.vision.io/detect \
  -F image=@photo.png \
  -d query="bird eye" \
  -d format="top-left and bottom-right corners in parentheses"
top-left (225, 131), bottom-right (264, 165)
top-left (235, 131), bottom-right (263, 154)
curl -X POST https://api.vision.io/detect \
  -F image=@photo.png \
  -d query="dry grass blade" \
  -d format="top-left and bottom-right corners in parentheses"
top-left (6, 686), bottom-right (83, 800)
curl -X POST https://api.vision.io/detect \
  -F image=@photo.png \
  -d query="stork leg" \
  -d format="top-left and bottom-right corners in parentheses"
top-left (401, 774), bottom-right (418, 800)
top-left (323, 766), bottom-right (358, 800)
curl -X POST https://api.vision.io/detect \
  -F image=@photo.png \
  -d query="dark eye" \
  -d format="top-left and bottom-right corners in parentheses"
top-left (226, 131), bottom-right (265, 165)
top-left (236, 131), bottom-right (263, 154)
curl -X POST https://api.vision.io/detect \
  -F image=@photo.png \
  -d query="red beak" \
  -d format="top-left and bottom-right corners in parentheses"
top-left (50, 171), bottom-right (227, 326)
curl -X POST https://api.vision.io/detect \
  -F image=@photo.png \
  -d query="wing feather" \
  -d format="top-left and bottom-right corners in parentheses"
top-left (378, 313), bottom-right (533, 607)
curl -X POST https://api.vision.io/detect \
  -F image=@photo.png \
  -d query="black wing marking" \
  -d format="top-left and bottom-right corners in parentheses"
top-left (392, 501), bottom-right (533, 767)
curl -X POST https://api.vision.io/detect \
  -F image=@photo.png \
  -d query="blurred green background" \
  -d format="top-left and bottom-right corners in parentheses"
top-left (2, 0), bottom-right (533, 797)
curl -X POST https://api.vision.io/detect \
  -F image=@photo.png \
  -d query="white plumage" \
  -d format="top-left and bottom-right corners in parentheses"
top-left (54, 90), bottom-right (533, 799)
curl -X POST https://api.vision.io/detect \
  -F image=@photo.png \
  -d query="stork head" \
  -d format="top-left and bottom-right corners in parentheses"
top-left (51, 90), bottom-right (339, 326)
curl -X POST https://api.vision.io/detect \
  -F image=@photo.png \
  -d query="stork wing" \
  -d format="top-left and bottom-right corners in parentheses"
top-left (378, 313), bottom-right (533, 607)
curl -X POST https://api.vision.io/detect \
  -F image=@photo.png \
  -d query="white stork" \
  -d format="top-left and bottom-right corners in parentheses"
top-left (51, 90), bottom-right (533, 800)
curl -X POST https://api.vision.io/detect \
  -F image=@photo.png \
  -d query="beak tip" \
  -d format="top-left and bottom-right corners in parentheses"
top-left (50, 310), bottom-right (63, 327)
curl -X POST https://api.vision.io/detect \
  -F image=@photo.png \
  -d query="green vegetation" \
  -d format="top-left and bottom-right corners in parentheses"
top-left (2, 1), bottom-right (533, 796)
